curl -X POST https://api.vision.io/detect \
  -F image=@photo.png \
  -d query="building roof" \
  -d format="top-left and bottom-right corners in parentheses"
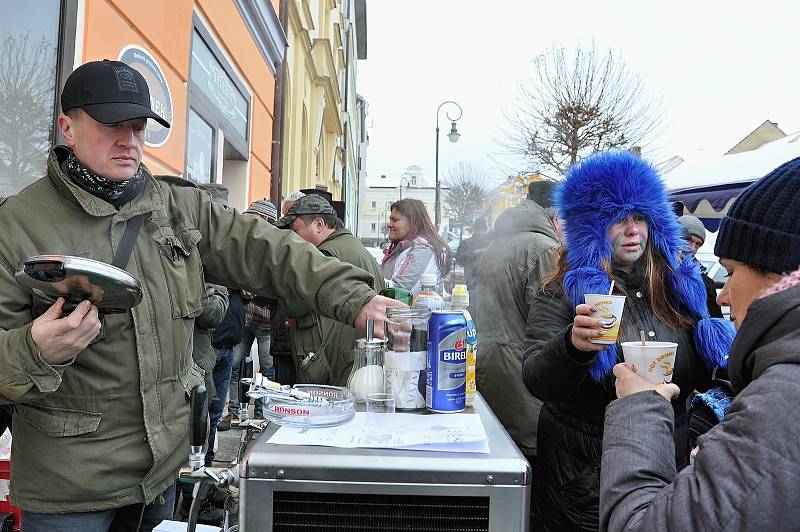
top-left (664, 130), bottom-right (800, 192)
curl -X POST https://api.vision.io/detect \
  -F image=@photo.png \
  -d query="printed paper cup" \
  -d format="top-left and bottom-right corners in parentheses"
top-left (584, 294), bottom-right (626, 344)
top-left (621, 341), bottom-right (678, 384)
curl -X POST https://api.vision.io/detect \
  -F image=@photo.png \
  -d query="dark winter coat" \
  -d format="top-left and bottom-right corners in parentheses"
top-left (211, 289), bottom-right (245, 349)
top-left (474, 200), bottom-right (559, 457)
top-left (456, 232), bottom-right (489, 289)
top-left (522, 270), bottom-right (713, 531)
top-left (600, 272), bottom-right (800, 532)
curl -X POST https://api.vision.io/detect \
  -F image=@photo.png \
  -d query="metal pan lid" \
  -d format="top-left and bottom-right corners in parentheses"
top-left (15, 255), bottom-right (142, 313)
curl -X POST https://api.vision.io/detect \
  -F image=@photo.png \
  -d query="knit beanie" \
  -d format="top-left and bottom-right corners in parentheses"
top-left (527, 180), bottom-right (556, 208)
top-left (243, 199), bottom-right (278, 223)
top-left (678, 215), bottom-right (706, 244)
top-left (715, 156), bottom-right (800, 274)
top-left (557, 150), bottom-right (735, 380)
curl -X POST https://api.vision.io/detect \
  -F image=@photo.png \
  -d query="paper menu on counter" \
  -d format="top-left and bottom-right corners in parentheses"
top-left (267, 412), bottom-right (490, 453)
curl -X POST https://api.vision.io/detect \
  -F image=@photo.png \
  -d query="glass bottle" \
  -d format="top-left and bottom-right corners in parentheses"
top-left (347, 338), bottom-right (386, 402)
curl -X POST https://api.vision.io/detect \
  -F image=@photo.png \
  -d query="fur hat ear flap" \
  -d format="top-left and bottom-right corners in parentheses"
top-left (669, 256), bottom-right (708, 319)
top-left (589, 346), bottom-right (619, 381)
top-left (695, 318), bottom-right (736, 369)
top-left (563, 267), bottom-right (611, 308)
top-left (563, 267), bottom-right (625, 378)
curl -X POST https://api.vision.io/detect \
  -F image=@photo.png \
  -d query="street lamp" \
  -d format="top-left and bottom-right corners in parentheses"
top-left (399, 173), bottom-right (413, 200)
top-left (435, 100), bottom-right (462, 228)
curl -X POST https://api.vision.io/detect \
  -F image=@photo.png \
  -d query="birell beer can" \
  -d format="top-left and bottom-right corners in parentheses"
top-left (426, 311), bottom-right (467, 413)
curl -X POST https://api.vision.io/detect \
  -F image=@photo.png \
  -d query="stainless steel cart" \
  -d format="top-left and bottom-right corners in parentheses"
top-left (238, 394), bottom-right (530, 531)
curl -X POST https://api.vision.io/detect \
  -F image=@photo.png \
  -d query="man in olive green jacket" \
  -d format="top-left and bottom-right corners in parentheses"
top-left (276, 195), bottom-right (385, 385)
top-left (0, 60), bottom-right (398, 530)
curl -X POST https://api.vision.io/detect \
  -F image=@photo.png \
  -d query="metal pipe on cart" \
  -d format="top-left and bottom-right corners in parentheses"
top-left (186, 385), bottom-right (209, 532)
top-left (238, 355), bottom-right (254, 425)
top-left (184, 361), bottom-right (269, 531)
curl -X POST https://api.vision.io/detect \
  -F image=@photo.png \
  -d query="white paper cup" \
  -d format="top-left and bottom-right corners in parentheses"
top-left (584, 294), bottom-right (626, 344)
top-left (620, 341), bottom-right (678, 384)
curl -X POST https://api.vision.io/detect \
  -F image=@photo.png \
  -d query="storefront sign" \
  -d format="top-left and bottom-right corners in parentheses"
top-left (118, 45), bottom-right (172, 147)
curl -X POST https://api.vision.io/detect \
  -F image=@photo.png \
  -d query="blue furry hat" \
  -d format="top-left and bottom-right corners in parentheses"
top-left (556, 150), bottom-right (735, 380)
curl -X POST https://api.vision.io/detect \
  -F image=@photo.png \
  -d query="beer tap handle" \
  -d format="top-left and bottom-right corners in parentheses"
top-left (189, 385), bottom-right (208, 470)
top-left (238, 356), bottom-right (253, 423)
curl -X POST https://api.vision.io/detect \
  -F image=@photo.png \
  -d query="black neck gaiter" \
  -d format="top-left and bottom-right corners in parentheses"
top-left (66, 151), bottom-right (145, 209)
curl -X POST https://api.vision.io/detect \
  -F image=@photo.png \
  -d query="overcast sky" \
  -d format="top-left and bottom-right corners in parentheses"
top-left (356, 0), bottom-right (800, 186)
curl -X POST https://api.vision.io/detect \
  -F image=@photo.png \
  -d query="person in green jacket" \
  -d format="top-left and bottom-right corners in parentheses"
top-left (275, 195), bottom-right (386, 385)
top-left (0, 60), bottom-right (400, 532)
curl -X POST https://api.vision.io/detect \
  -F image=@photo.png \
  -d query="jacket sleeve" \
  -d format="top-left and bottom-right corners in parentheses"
top-left (194, 195), bottom-right (376, 328)
top-left (391, 244), bottom-right (435, 291)
top-left (0, 259), bottom-right (68, 403)
top-left (522, 289), bottom-right (597, 401)
top-left (456, 239), bottom-right (472, 269)
top-left (600, 368), bottom-right (800, 532)
top-left (523, 244), bottom-right (559, 311)
top-left (195, 283), bottom-right (229, 330)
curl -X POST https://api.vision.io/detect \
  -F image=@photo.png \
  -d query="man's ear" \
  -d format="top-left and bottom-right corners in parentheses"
top-left (58, 113), bottom-right (76, 147)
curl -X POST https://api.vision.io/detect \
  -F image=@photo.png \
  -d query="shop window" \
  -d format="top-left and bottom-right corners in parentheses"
top-left (371, 222), bottom-right (376, 232)
top-left (0, 3), bottom-right (64, 195)
top-left (186, 108), bottom-right (215, 183)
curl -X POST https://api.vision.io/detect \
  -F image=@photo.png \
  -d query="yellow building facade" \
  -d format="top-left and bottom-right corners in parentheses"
top-left (487, 173), bottom-right (550, 226)
top-left (280, 0), bottom-right (366, 226)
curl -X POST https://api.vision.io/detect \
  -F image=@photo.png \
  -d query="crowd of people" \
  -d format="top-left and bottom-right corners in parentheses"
top-left (1, 58), bottom-right (799, 532)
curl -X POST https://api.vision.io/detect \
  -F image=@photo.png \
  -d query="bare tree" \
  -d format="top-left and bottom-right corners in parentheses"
top-left (0, 32), bottom-right (58, 196)
top-left (443, 162), bottom-right (489, 244)
top-left (500, 43), bottom-right (664, 176)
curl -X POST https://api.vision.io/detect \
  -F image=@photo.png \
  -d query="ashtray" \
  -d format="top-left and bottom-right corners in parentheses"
top-left (261, 385), bottom-right (355, 428)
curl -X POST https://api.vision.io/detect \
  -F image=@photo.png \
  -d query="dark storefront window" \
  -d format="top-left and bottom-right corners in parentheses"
top-left (186, 108), bottom-right (215, 183)
top-left (0, 3), bottom-right (62, 195)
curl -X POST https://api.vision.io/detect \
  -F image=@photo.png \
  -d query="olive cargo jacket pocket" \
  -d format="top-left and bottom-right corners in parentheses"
top-left (291, 314), bottom-right (333, 385)
top-left (181, 363), bottom-right (206, 398)
top-left (17, 403), bottom-right (101, 437)
top-left (152, 226), bottom-right (205, 319)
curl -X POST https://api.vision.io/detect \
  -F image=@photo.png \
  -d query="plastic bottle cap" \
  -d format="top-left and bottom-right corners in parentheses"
top-left (452, 284), bottom-right (468, 297)
top-left (420, 273), bottom-right (437, 286)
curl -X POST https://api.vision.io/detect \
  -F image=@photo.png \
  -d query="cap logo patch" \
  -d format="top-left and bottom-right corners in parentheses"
top-left (113, 66), bottom-right (140, 93)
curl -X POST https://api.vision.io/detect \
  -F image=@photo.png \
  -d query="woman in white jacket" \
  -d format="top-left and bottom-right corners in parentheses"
top-left (381, 198), bottom-right (451, 295)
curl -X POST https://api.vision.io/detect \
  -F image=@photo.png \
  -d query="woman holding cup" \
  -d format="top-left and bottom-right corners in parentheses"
top-left (521, 150), bottom-right (734, 532)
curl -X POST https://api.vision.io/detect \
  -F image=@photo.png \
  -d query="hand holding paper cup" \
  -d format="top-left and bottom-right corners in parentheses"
top-left (621, 341), bottom-right (678, 384)
top-left (584, 294), bottom-right (626, 344)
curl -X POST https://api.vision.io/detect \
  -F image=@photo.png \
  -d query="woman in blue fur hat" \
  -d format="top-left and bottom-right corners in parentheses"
top-left (521, 150), bottom-right (735, 532)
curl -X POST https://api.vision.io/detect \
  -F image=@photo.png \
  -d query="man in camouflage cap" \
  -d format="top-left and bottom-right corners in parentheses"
top-left (275, 194), bottom-right (335, 231)
top-left (277, 195), bottom-right (385, 384)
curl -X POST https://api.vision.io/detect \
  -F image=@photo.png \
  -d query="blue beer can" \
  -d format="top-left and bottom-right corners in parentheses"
top-left (426, 310), bottom-right (467, 413)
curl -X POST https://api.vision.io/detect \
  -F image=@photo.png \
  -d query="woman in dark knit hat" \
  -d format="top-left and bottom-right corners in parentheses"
top-left (601, 156), bottom-right (800, 531)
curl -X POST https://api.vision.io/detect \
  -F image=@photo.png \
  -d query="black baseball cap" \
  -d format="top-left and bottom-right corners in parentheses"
top-left (61, 60), bottom-right (170, 128)
top-left (274, 195), bottom-right (336, 228)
